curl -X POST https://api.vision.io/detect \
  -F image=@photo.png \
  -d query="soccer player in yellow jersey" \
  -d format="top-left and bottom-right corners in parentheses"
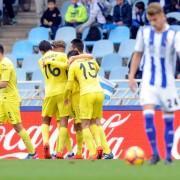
top-left (69, 39), bottom-right (113, 159)
top-left (65, 42), bottom-right (104, 159)
top-left (38, 41), bottom-right (71, 159)
top-left (51, 40), bottom-right (74, 159)
top-left (0, 44), bottom-right (37, 159)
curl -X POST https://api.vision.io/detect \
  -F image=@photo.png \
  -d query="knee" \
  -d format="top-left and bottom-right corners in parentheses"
top-left (74, 123), bottom-right (82, 132)
top-left (13, 123), bottom-right (23, 133)
top-left (60, 117), bottom-right (68, 127)
top-left (42, 117), bottom-right (51, 125)
top-left (81, 120), bottom-right (90, 129)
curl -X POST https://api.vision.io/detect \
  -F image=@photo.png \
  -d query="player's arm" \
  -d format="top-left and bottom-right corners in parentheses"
top-left (64, 65), bottom-right (75, 100)
top-left (129, 28), bottom-right (144, 92)
top-left (69, 54), bottom-right (93, 65)
top-left (0, 64), bottom-right (11, 89)
top-left (0, 81), bottom-right (8, 88)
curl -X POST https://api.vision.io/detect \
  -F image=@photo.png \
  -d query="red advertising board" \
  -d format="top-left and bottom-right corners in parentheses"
top-left (0, 107), bottom-right (179, 160)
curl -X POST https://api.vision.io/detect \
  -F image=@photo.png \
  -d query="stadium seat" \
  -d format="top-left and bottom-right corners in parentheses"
top-left (108, 26), bottom-right (130, 44)
top-left (22, 54), bottom-right (40, 72)
top-left (12, 40), bottom-right (33, 56)
top-left (101, 53), bottom-right (121, 71)
top-left (82, 27), bottom-right (103, 46)
top-left (28, 27), bottom-right (49, 46)
top-left (166, 12), bottom-right (180, 21)
top-left (109, 66), bottom-right (128, 80)
top-left (16, 69), bottom-right (27, 81)
top-left (32, 69), bottom-right (44, 81)
top-left (92, 40), bottom-right (114, 58)
top-left (118, 39), bottom-right (136, 63)
top-left (171, 25), bottom-right (180, 31)
top-left (55, 26), bottom-right (76, 42)
top-left (98, 67), bottom-right (105, 78)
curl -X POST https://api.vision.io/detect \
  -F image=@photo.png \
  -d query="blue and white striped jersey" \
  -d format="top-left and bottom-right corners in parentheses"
top-left (135, 24), bottom-right (180, 88)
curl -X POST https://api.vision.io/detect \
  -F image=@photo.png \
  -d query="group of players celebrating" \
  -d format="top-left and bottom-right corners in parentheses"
top-left (0, 38), bottom-right (113, 160)
top-left (0, 2), bottom-right (179, 164)
top-left (38, 39), bottom-right (113, 160)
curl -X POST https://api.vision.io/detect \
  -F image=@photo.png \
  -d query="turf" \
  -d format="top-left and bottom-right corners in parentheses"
top-left (0, 160), bottom-right (179, 180)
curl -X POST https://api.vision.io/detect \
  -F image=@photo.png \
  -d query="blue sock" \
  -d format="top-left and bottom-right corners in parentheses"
top-left (144, 110), bottom-right (158, 156)
top-left (164, 114), bottom-right (174, 160)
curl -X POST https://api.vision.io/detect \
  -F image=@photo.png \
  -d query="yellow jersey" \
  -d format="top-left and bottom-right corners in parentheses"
top-left (0, 57), bottom-right (20, 101)
top-left (39, 51), bottom-right (68, 97)
top-left (67, 59), bottom-right (103, 95)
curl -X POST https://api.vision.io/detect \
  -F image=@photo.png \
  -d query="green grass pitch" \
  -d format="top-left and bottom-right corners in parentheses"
top-left (0, 160), bottom-right (179, 180)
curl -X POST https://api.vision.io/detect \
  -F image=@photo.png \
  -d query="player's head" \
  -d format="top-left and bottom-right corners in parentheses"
top-left (71, 0), bottom-right (79, 4)
top-left (71, 39), bottom-right (84, 53)
top-left (67, 50), bottom-right (80, 59)
top-left (116, 0), bottom-right (124, 5)
top-left (0, 44), bottom-right (4, 60)
top-left (147, 3), bottom-right (166, 31)
top-left (48, 0), bottom-right (56, 11)
top-left (39, 40), bottom-right (52, 54)
top-left (51, 40), bottom-right (66, 53)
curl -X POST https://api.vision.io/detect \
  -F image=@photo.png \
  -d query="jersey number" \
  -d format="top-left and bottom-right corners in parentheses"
top-left (167, 98), bottom-right (179, 109)
top-left (80, 62), bottom-right (97, 79)
top-left (44, 64), bottom-right (61, 78)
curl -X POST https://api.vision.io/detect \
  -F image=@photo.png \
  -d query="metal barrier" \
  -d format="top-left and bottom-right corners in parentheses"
top-left (18, 80), bottom-right (180, 106)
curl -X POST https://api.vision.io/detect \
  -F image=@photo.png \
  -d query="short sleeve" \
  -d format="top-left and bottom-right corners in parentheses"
top-left (1, 63), bottom-right (11, 81)
top-left (134, 27), bottom-right (144, 52)
top-left (174, 31), bottom-right (180, 53)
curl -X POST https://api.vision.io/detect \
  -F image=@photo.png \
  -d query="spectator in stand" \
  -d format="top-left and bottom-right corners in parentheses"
top-left (77, 0), bottom-right (106, 33)
top-left (165, 0), bottom-right (180, 13)
top-left (35, 0), bottom-right (48, 24)
top-left (131, 1), bottom-right (147, 39)
top-left (41, 0), bottom-right (61, 40)
top-left (3, 0), bottom-right (16, 25)
top-left (113, 0), bottom-right (132, 27)
top-left (65, 0), bottom-right (88, 27)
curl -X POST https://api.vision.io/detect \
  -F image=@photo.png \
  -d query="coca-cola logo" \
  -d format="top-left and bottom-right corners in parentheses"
top-left (0, 111), bottom-right (179, 159)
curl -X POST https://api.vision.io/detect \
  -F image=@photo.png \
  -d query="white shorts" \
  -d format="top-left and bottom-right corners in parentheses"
top-left (140, 85), bottom-right (180, 112)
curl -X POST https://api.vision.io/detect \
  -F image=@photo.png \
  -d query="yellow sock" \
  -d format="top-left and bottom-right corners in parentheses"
top-left (57, 127), bottom-right (68, 153)
top-left (66, 132), bottom-right (72, 152)
top-left (55, 136), bottom-right (59, 153)
top-left (82, 128), bottom-right (96, 156)
top-left (41, 124), bottom-right (49, 145)
top-left (99, 126), bottom-right (111, 154)
top-left (18, 129), bottom-right (35, 154)
top-left (90, 124), bottom-right (102, 147)
top-left (76, 131), bottom-right (83, 155)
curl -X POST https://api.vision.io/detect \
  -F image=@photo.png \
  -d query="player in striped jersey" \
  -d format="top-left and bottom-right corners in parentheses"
top-left (129, 3), bottom-right (180, 165)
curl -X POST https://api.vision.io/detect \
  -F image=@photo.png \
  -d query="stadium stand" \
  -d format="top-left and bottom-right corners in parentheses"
top-left (0, 0), bottom-right (179, 106)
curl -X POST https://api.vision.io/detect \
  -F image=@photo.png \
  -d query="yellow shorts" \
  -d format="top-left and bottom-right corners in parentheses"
top-left (42, 94), bottom-right (70, 120)
top-left (0, 97), bottom-right (21, 125)
top-left (71, 93), bottom-right (81, 124)
top-left (80, 92), bottom-right (104, 120)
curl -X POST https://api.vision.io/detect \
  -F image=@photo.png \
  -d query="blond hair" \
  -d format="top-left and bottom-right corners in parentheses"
top-left (147, 3), bottom-right (164, 16)
top-left (51, 40), bottom-right (66, 49)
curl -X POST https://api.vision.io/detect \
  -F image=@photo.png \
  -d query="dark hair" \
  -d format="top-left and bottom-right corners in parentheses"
top-left (67, 50), bottom-right (79, 58)
top-left (71, 39), bottom-right (84, 53)
top-left (39, 40), bottom-right (52, 52)
top-left (48, 0), bottom-right (56, 3)
top-left (135, 1), bottom-right (145, 11)
top-left (0, 44), bottom-right (4, 54)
